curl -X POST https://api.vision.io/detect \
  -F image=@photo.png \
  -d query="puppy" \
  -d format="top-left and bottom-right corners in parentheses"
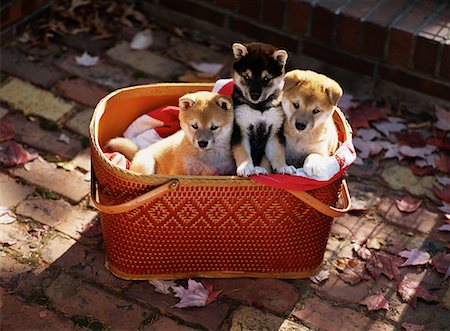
top-left (231, 42), bottom-right (295, 177)
top-left (281, 70), bottom-right (343, 179)
top-left (106, 91), bottom-right (235, 175)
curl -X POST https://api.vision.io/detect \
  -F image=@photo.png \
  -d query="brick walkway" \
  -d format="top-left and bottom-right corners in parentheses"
top-left (1, 14), bottom-right (450, 331)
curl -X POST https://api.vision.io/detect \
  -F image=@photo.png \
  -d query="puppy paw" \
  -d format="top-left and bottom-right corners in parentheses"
top-left (253, 166), bottom-right (268, 175)
top-left (275, 165), bottom-right (296, 175)
top-left (237, 164), bottom-right (256, 177)
top-left (303, 154), bottom-right (330, 180)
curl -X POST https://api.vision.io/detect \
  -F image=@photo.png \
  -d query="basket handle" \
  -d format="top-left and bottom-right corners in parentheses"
top-left (90, 168), bottom-right (179, 214)
top-left (287, 179), bottom-right (351, 218)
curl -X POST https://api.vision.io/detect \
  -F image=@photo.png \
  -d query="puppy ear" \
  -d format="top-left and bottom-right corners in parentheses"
top-left (273, 49), bottom-right (288, 66)
top-left (232, 43), bottom-right (248, 60)
top-left (216, 96), bottom-right (232, 111)
top-left (325, 82), bottom-right (343, 106)
top-left (179, 95), bottom-right (196, 111)
top-left (283, 71), bottom-right (301, 91)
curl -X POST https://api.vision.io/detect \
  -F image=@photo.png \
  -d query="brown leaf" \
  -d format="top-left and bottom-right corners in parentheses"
top-left (0, 121), bottom-right (15, 141)
top-left (366, 252), bottom-right (402, 281)
top-left (345, 101), bottom-right (387, 130)
top-left (0, 141), bottom-right (39, 167)
top-left (338, 259), bottom-right (366, 285)
top-left (401, 323), bottom-right (424, 331)
top-left (359, 293), bottom-right (389, 311)
top-left (433, 185), bottom-right (450, 203)
top-left (397, 276), bottom-right (439, 308)
top-left (430, 252), bottom-right (450, 278)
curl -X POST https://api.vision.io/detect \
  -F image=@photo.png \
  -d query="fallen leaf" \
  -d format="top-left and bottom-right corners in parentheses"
top-left (0, 207), bottom-right (16, 224)
top-left (0, 121), bottom-right (15, 141)
top-left (434, 105), bottom-right (450, 131)
top-left (396, 131), bottom-right (426, 148)
top-left (345, 101), bottom-right (387, 130)
top-left (435, 224), bottom-right (450, 232)
top-left (38, 310), bottom-right (48, 318)
top-left (58, 133), bottom-right (71, 144)
top-left (372, 117), bottom-right (406, 137)
top-left (353, 137), bottom-right (384, 159)
top-left (203, 281), bottom-right (222, 305)
top-left (189, 62), bottom-right (223, 75)
top-left (172, 279), bottom-right (210, 308)
top-left (436, 175), bottom-right (450, 186)
top-left (435, 153), bottom-right (450, 173)
top-left (75, 52), bottom-right (99, 67)
top-left (398, 145), bottom-right (436, 159)
top-left (0, 231), bottom-right (17, 245)
top-left (366, 252), bottom-right (402, 281)
top-left (410, 164), bottom-right (435, 176)
top-left (310, 269), bottom-right (329, 284)
top-left (349, 197), bottom-right (368, 212)
top-left (366, 237), bottom-right (385, 250)
top-left (430, 252), bottom-right (450, 279)
top-left (339, 260), bottom-right (366, 285)
top-left (148, 280), bottom-right (176, 294)
top-left (0, 141), bottom-right (39, 167)
top-left (398, 249), bottom-right (430, 267)
top-left (56, 160), bottom-right (77, 171)
top-left (427, 131), bottom-right (450, 151)
top-left (433, 185), bottom-right (450, 203)
top-left (397, 276), bottom-right (439, 308)
top-left (353, 241), bottom-right (372, 260)
top-left (395, 195), bottom-right (422, 213)
top-left (355, 128), bottom-right (381, 141)
top-left (130, 29), bottom-right (153, 50)
top-left (438, 202), bottom-right (450, 214)
top-left (359, 293), bottom-right (389, 311)
top-left (401, 322), bottom-right (425, 331)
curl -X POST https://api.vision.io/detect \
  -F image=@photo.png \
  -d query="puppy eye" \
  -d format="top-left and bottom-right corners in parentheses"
top-left (313, 108), bottom-right (320, 114)
top-left (191, 124), bottom-right (198, 129)
top-left (263, 76), bottom-right (272, 83)
top-left (242, 74), bottom-right (250, 81)
top-left (292, 102), bottom-right (299, 109)
top-left (210, 125), bottom-right (219, 131)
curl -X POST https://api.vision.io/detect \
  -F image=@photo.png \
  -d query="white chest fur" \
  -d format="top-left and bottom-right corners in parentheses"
top-left (235, 104), bottom-right (284, 133)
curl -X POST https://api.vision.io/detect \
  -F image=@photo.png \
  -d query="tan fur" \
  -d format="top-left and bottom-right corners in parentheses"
top-left (282, 70), bottom-right (343, 168)
top-left (104, 137), bottom-right (139, 160)
top-left (129, 91), bottom-right (235, 175)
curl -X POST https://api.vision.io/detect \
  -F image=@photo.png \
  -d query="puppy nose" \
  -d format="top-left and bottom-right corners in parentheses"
top-left (295, 122), bottom-right (307, 131)
top-left (250, 91), bottom-right (261, 100)
top-left (198, 140), bottom-right (208, 148)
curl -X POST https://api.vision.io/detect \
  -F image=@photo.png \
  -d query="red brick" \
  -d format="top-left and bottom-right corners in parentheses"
top-left (126, 283), bottom-right (230, 331)
top-left (413, 36), bottom-right (439, 74)
top-left (393, 1), bottom-right (440, 33)
top-left (229, 17), bottom-right (298, 51)
top-left (440, 44), bottom-right (450, 80)
top-left (379, 65), bottom-right (450, 101)
top-left (303, 41), bottom-right (375, 76)
top-left (315, 0), bottom-right (347, 12)
top-left (55, 33), bottom-right (115, 56)
top-left (418, 6), bottom-right (450, 42)
top-left (365, 0), bottom-right (409, 27)
top-left (162, 0), bottom-right (225, 26)
top-left (386, 28), bottom-right (413, 66)
top-left (335, 15), bottom-right (361, 52)
top-left (377, 197), bottom-right (442, 234)
top-left (45, 273), bottom-right (152, 330)
top-left (362, 21), bottom-right (387, 58)
top-left (216, 0), bottom-right (237, 10)
top-left (310, 5), bottom-right (335, 43)
top-left (292, 297), bottom-right (395, 331)
top-left (308, 272), bottom-right (370, 304)
top-left (1, 48), bottom-right (65, 89)
top-left (287, 0), bottom-right (311, 33)
top-left (58, 79), bottom-right (108, 108)
top-left (339, 0), bottom-right (381, 17)
top-left (239, 0), bottom-right (261, 20)
top-left (1, 293), bottom-right (76, 330)
top-left (263, 0), bottom-right (285, 27)
top-left (213, 278), bottom-right (299, 313)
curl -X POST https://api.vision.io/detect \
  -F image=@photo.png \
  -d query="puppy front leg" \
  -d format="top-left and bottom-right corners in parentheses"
top-left (233, 138), bottom-right (266, 177)
top-left (130, 148), bottom-right (156, 175)
top-left (265, 137), bottom-right (295, 175)
top-left (303, 153), bottom-right (339, 180)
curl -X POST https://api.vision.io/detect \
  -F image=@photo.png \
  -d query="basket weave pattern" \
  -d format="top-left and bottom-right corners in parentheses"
top-left (93, 155), bottom-right (341, 278)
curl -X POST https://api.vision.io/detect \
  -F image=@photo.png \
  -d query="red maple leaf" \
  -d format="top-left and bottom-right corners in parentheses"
top-left (359, 293), bottom-right (389, 311)
top-left (433, 185), bottom-right (450, 203)
top-left (410, 165), bottom-right (435, 176)
top-left (345, 101), bottom-right (387, 130)
top-left (430, 252), bottom-right (450, 278)
top-left (396, 131), bottom-right (426, 148)
top-left (435, 153), bottom-right (450, 173)
top-left (366, 252), bottom-right (402, 281)
top-left (397, 276), bottom-right (439, 308)
top-left (427, 131), bottom-right (450, 151)
top-left (0, 121), bottom-right (15, 142)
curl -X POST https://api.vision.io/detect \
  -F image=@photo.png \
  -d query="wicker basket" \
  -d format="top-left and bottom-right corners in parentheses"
top-left (90, 83), bottom-right (352, 280)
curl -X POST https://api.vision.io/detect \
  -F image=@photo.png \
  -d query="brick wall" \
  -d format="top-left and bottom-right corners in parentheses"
top-left (143, 0), bottom-right (450, 101)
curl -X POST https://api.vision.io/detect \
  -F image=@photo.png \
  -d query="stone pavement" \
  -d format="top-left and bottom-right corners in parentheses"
top-left (1, 16), bottom-right (450, 331)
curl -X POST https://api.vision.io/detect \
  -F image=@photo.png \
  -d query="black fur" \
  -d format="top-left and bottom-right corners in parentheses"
top-left (249, 123), bottom-right (272, 165)
top-left (232, 86), bottom-right (281, 112)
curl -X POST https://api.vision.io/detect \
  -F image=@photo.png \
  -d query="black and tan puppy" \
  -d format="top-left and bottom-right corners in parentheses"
top-left (231, 42), bottom-right (295, 177)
